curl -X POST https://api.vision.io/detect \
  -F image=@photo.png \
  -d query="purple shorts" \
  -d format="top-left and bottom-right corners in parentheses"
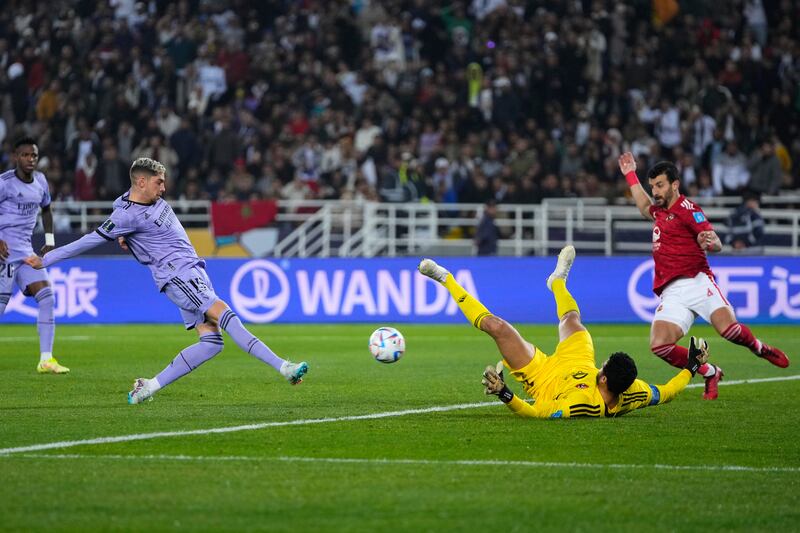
top-left (163, 265), bottom-right (220, 329)
top-left (0, 260), bottom-right (50, 298)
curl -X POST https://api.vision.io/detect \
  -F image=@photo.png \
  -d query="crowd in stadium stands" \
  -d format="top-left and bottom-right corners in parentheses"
top-left (0, 0), bottom-right (798, 214)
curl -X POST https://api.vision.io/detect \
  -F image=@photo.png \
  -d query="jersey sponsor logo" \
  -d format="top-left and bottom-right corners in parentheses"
top-left (18, 202), bottom-right (38, 214)
top-left (100, 219), bottom-right (116, 233)
top-left (153, 204), bottom-right (175, 228)
top-left (230, 260), bottom-right (291, 322)
top-left (693, 212), bottom-right (706, 223)
top-left (707, 288), bottom-right (713, 297)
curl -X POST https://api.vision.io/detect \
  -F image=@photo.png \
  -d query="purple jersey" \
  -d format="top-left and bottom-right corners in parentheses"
top-left (95, 192), bottom-right (204, 289)
top-left (0, 169), bottom-right (51, 262)
top-left (43, 191), bottom-right (203, 290)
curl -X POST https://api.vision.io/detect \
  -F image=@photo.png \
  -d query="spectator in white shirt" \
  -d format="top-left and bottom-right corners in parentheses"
top-left (689, 106), bottom-right (716, 159)
top-left (712, 141), bottom-right (750, 196)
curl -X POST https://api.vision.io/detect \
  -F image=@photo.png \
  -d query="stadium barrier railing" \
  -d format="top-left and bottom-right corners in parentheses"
top-left (46, 196), bottom-right (800, 257)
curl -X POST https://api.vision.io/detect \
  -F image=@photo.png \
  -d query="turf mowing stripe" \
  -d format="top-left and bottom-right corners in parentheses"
top-left (0, 374), bottom-right (798, 456)
top-left (8, 453), bottom-right (800, 474)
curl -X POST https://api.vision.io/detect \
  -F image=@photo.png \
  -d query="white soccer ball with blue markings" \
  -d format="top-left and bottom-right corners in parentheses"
top-left (369, 327), bottom-right (406, 363)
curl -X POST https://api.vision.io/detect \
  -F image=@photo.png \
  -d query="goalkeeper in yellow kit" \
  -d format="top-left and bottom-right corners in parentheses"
top-left (418, 246), bottom-right (710, 419)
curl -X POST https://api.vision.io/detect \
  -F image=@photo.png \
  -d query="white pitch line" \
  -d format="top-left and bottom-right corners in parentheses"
top-left (0, 401), bottom-right (496, 455)
top-left (0, 374), bottom-right (797, 457)
top-left (685, 374), bottom-right (800, 389)
top-left (0, 335), bottom-right (91, 342)
top-left (9, 453), bottom-right (800, 474)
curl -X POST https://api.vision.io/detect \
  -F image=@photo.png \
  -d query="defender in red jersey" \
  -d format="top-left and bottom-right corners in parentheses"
top-left (618, 153), bottom-right (790, 400)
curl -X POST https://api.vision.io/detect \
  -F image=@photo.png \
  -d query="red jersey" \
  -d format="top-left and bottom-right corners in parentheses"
top-left (648, 195), bottom-right (715, 295)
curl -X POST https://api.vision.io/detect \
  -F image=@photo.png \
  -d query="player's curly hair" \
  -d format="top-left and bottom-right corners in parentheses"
top-left (129, 157), bottom-right (167, 183)
top-left (646, 161), bottom-right (679, 183)
top-left (14, 137), bottom-right (38, 150)
top-left (604, 352), bottom-right (638, 395)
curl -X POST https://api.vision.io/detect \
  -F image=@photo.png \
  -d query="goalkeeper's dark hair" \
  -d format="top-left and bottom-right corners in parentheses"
top-left (647, 161), bottom-right (679, 183)
top-left (14, 137), bottom-right (38, 150)
top-left (604, 352), bottom-right (638, 395)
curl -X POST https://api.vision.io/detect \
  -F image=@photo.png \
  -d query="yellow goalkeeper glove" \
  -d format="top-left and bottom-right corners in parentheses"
top-left (482, 361), bottom-right (514, 403)
top-left (685, 336), bottom-right (710, 376)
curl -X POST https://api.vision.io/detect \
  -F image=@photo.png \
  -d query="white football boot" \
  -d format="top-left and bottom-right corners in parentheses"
top-left (127, 378), bottom-right (156, 404)
top-left (280, 361), bottom-right (309, 385)
top-left (546, 245), bottom-right (576, 291)
top-left (418, 258), bottom-right (449, 283)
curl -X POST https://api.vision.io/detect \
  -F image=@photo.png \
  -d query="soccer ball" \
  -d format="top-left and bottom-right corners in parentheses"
top-left (369, 327), bottom-right (406, 363)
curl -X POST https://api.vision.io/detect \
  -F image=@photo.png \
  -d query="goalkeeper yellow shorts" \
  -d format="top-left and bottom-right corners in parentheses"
top-left (506, 330), bottom-right (595, 397)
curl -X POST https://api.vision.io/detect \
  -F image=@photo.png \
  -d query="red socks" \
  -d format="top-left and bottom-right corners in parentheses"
top-left (721, 322), bottom-right (762, 354)
top-left (652, 343), bottom-right (688, 368)
top-left (652, 343), bottom-right (713, 376)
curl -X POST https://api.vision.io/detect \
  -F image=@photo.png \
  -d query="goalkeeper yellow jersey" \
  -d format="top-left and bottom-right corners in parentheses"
top-left (504, 367), bottom-right (692, 419)
top-left (503, 331), bottom-right (692, 419)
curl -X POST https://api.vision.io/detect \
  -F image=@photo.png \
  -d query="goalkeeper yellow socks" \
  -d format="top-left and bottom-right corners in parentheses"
top-left (443, 273), bottom-right (493, 328)
top-left (552, 278), bottom-right (579, 319)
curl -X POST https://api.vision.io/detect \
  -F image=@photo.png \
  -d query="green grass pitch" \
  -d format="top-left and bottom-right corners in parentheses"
top-left (1, 323), bottom-right (799, 532)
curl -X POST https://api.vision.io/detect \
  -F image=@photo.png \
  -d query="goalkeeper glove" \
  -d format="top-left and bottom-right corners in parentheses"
top-left (685, 336), bottom-right (710, 376)
top-left (482, 361), bottom-right (514, 403)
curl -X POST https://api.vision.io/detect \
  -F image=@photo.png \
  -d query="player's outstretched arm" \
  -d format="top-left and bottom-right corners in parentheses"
top-left (482, 363), bottom-right (569, 419)
top-left (28, 231), bottom-right (109, 269)
top-left (618, 152), bottom-right (654, 221)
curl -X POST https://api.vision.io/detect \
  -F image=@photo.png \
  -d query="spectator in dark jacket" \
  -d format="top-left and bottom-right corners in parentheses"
top-left (208, 116), bottom-right (241, 174)
top-left (170, 117), bottom-right (202, 180)
top-left (747, 139), bottom-right (783, 195)
top-left (97, 144), bottom-right (129, 200)
top-left (475, 199), bottom-right (499, 256)
top-left (725, 190), bottom-right (765, 251)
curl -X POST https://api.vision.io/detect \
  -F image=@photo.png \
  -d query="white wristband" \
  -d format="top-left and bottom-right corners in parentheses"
top-left (45, 233), bottom-right (55, 247)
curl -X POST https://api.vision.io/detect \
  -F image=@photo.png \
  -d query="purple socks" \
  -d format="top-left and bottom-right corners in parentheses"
top-left (35, 287), bottom-right (55, 356)
top-left (154, 332), bottom-right (224, 388)
top-left (153, 309), bottom-right (285, 390)
top-left (219, 309), bottom-right (285, 371)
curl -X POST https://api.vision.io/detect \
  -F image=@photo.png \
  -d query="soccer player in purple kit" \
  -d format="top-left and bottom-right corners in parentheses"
top-left (0, 137), bottom-right (67, 374)
top-left (25, 157), bottom-right (308, 403)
